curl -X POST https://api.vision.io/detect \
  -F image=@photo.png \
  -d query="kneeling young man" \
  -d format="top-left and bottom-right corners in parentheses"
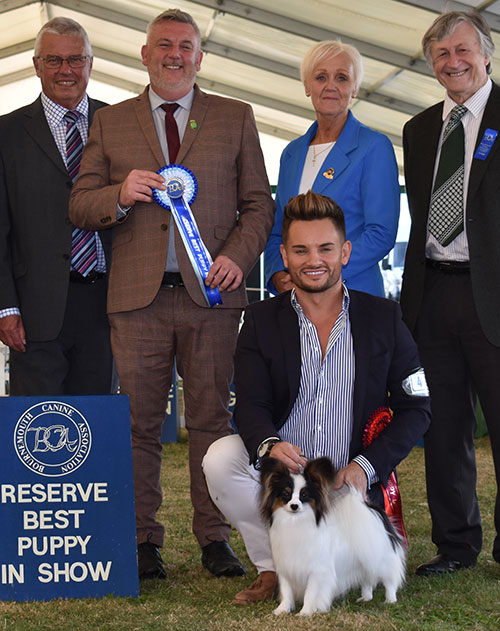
top-left (203, 191), bottom-right (431, 604)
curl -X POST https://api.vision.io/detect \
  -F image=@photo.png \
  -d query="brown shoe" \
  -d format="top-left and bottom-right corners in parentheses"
top-left (232, 571), bottom-right (277, 605)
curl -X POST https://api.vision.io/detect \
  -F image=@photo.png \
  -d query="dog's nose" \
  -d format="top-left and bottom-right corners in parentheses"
top-left (290, 503), bottom-right (299, 511)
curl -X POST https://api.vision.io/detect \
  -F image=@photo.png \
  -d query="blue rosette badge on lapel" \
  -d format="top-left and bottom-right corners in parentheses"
top-left (153, 165), bottom-right (222, 307)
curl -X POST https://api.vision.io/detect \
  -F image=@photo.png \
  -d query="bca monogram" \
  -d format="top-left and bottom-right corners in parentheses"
top-left (28, 425), bottom-right (78, 453)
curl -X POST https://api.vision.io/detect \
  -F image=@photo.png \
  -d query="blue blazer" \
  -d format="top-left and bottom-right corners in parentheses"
top-left (265, 111), bottom-right (400, 296)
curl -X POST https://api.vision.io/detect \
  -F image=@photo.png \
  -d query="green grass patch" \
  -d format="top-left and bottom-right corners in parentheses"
top-left (1, 435), bottom-right (498, 630)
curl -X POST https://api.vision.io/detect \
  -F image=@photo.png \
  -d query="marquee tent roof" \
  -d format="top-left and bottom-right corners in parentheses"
top-left (2, 0), bottom-right (500, 176)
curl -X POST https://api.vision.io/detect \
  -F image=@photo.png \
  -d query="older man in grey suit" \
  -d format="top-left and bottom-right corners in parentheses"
top-left (70, 8), bottom-right (274, 581)
top-left (401, 10), bottom-right (500, 576)
top-left (0, 17), bottom-right (112, 395)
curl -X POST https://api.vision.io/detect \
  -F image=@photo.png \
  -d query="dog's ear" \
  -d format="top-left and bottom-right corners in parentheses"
top-left (304, 457), bottom-right (337, 486)
top-left (259, 457), bottom-right (288, 483)
top-left (260, 458), bottom-right (289, 526)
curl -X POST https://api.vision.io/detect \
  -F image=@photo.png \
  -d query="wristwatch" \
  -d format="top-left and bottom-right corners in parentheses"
top-left (258, 437), bottom-right (281, 459)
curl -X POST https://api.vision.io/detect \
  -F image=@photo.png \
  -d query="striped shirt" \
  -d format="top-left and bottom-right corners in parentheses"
top-left (426, 78), bottom-right (492, 262)
top-left (279, 286), bottom-right (377, 484)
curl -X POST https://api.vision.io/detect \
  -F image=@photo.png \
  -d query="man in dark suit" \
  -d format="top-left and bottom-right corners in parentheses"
top-left (203, 190), bottom-right (431, 605)
top-left (0, 17), bottom-right (112, 395)
top-left (69, 9), bottom-right (274, 581)
top-left (401, 10), bottom-right (500, 576)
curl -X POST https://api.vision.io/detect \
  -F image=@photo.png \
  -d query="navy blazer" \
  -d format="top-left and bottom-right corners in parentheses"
top-left (234, 289), bottom-right (431, 489)
top-left (401, 82), bottom-right (500, 347)
top-left (264, 111), bottom-right (400, 297)
top-left (0, 95), bottom-right (109, 341)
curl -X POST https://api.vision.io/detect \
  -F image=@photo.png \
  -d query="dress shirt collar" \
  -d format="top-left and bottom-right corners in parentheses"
top-left (291, 283), bottom-right (350, 317)
top-left (41, 91), bottom-right (89, 125)
top-left (148, 85), bottom-right (194, 113)
top-left (442, 78), bottom-right (492, 121)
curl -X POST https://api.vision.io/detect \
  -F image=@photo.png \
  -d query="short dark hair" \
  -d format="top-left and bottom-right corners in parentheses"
top-left (282, 190), bottom-right (346, 243)
top-left (422, 10), bottom-right (494, 74)
top-left (147, 8), bottom-right (201, 45)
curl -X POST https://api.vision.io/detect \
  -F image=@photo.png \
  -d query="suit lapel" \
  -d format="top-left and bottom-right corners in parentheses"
top-left (348, 292), bottom-right (371, 453)
top-left (177, 84), bottom-right (208, 163)
top-left (24, 97), bottom-right (66, 175)
top-left (278, 294), bottom-right (301, 417)
top-left (133, 88), bottom-right (165, 167)
top-left (468, 82), bottom-right (500, 201)
top-left (313, 112), bottom-right (357, 195)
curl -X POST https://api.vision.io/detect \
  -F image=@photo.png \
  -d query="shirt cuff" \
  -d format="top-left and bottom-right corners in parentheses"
top-left (352, 455), bottom-right (378, 489)
top-left (116, 203), bottom-right (131, 221)
top-left (0, 307), bottom-right (21, 319)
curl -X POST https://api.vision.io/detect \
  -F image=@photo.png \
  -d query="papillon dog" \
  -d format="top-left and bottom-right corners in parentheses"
top-left (260, 457), bottom-right (406, 616)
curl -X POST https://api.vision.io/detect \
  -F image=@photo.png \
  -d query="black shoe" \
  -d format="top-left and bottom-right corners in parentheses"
top-left (138, 541), bottom-right (167, 580)
top-left (416, 554), bottom-right (476, 577)
top-left (201, 541), bottom-right (246, 577)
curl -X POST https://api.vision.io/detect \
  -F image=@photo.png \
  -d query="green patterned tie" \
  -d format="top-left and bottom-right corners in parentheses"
top-left (428, 104), bottom-right (468, 247)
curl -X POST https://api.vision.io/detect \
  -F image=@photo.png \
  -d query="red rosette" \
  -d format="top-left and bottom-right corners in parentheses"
top-left (363, 406), bottom-right (392, 448)
top-left (363, 406), bottom-right (409, 547)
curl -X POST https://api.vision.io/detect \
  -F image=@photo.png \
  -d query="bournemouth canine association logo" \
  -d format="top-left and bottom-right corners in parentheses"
top-left (14, 401), bottom-right (92, 477)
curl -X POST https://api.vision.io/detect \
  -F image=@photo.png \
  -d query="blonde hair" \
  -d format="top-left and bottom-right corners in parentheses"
top-left (301, 40), bottom-right (364, 93)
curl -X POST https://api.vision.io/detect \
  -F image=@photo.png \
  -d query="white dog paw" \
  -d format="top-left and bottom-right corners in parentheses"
top-left (273, 605), bottom-right (291, 616)
top-left (357, 587), bottom-right (373, 602)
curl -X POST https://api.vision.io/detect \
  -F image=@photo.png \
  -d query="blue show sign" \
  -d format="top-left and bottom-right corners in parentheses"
top-left (0, 395), bottom-right (139, 601)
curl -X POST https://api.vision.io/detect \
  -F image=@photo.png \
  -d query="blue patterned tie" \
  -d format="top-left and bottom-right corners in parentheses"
top-left (65, 110), bottom-right (97, 276)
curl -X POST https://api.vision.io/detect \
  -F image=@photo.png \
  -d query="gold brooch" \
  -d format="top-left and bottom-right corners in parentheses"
top-left (323, 167), bottom-right (334, 180)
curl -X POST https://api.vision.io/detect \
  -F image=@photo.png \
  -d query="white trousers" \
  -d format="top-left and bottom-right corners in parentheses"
top-left (202, 434), bottom-right (275, 573)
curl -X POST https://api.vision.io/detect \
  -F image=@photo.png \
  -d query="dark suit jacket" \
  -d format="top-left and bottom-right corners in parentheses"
top-left (69, 85), bottom-right (274, 313)
top-left (400, 82), bottom-right (500, 347)
top-left (0, 95), bottom-right (110, 341)
top-left (234, 289), bottom-right (431, 489)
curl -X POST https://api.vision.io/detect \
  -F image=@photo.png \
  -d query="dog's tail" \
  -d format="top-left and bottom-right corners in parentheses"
top-left (365, 501), bottom-right (404, 553)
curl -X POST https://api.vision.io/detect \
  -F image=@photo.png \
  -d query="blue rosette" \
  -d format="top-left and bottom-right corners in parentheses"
top-left (153, 164), bottom-right (198, 209)
top-left (152, 165), bottom-right (222, 308)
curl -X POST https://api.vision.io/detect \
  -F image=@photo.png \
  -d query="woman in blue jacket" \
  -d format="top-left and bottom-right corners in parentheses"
top-left (265, 40), bottom-right (400, 297)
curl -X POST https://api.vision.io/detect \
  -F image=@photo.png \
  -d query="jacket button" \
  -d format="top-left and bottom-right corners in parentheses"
top-left (160, 224), bottom-right (168, 231)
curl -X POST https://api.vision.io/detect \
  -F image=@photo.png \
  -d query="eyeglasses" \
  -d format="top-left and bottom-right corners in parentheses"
top-left (36, 55), bottom-right (90, 69)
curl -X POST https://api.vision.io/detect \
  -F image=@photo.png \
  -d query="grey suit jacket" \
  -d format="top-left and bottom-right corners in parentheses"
top-left (400, 82), bottom-right (500, 347)
top-left (0, 95), bottom-right (109, 341)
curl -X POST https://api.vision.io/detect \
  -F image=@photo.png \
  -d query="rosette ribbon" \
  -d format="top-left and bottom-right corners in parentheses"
top-left (363, 406), bottom-right (409, 547)
top-left (153, 165), bottom-right (222, 307)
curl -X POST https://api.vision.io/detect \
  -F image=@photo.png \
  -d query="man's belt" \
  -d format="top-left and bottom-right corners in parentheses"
top-left (70, 270), bottom-right (106, 284)
top-left (425, 259), bottom-right (470, 273)
top-left (161, 272), bottom-right (184, 287)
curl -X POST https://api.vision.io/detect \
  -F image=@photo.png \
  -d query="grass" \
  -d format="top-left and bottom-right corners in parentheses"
top-left (1, 434), bottom-right (499, 630)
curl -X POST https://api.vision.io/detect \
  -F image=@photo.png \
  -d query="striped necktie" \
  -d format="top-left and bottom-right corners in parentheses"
top-left (428, 104), bottom-right (468, 247)
top-left (65, 110), bottom-right (97, 276)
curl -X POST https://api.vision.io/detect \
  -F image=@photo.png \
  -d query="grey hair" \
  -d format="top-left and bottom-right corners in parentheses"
top-left (422, 10), bottom-right (494, 74)
top-left (147, 8), bottom-right (201, 46)
top-left (34, 17), bottom-right (92, 57)
top-left (301, 40), bottom-right (364, 94)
